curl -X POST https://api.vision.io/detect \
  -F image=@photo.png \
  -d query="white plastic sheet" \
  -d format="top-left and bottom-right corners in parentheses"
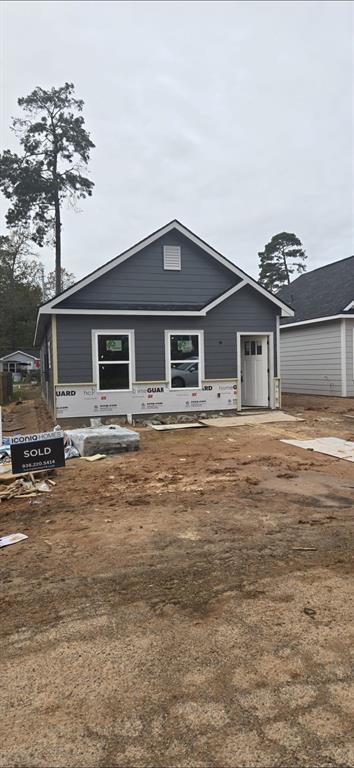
top-left (0, 533), bottom-right (28, 548)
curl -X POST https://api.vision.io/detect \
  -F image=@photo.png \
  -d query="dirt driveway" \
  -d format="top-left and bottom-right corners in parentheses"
top-left (1, 395), bottom-right (354, 767)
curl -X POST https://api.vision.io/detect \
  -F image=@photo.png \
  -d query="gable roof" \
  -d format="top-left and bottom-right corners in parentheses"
top-left (278, 255), bottom-right (354, 326)
top-left (34, 220), bottom-right (294, 344)
top-left (38, 220), bottom-right (294, 315)
top-left (0, 349), bottom-right (39, 362)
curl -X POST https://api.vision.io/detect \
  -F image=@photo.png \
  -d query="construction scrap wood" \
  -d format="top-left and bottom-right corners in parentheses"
top-left (79, 454), bottom-right (106, 462)
top-left (0, 474), bottom-right (54, 501)
top-left (200, 412), bottom-right (302, 428)
top-left (150, 422), bottom-right (206, 431)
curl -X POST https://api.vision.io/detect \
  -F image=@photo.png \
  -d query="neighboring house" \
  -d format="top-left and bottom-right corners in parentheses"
top-left (278, 255), bottom-right (354, 397)
top-left (34, 220), bottom-right (293, 420)
top-left (0, 350), bottom-right (40, 382)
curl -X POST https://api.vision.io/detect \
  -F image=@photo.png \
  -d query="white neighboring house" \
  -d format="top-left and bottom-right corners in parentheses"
top-left (278, 255), bottom-right (354, 397)
top-left (0, 350), bottom-right (40, 382)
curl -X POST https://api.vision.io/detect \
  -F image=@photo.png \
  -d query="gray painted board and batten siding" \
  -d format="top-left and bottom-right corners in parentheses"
top-left (57, 286), bottom-right (279, 384)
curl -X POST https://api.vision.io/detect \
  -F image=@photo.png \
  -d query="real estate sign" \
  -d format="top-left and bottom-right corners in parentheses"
top-left (7, 430), bottom-right (65, 474)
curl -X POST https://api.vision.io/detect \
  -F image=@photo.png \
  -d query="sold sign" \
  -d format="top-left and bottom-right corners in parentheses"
top-left (8, 431), bottom-right (65, 474)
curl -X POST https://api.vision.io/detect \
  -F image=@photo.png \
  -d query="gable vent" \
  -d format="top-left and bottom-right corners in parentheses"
top-left (163, 245), bottom-right (181, 270)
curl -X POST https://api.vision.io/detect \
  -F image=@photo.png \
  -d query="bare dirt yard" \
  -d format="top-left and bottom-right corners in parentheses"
top-left (1, 394), bottom-right (354, 767)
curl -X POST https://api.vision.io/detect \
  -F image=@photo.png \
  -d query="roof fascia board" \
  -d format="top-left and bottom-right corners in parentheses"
top-left (172, 223), bottom-right (293, 316)
top-left (38, 308), bottom-right (206, 317)
top-left (343, 300), bottom-right (354, 311)
top-left (203, 280), bottom-right (247, 312)
top-left (280, 314), bottom-right (354, 330)
top-left (39, 220), bottom-right (293, 316)
top-left (41, 221), bottom-right (182, 310)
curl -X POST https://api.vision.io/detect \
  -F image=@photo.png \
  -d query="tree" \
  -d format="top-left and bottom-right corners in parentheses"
top-left (0, 231), bottom-right (43, 352)
top-left (43, 267), bottom-right (75, 301)
top-left (258, 232), bottom-right (307, 292)
top-left (0, 83), bottom-right (94, 295)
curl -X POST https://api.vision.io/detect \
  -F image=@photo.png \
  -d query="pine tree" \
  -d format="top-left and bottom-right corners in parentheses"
top-left (258, 232), bottom-right (307, 292)
top-left (0, 83), bottom-right (94, 295)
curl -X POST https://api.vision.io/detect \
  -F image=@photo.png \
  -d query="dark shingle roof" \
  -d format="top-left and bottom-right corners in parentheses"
top-left (278, 255), bottom-right (354, 324)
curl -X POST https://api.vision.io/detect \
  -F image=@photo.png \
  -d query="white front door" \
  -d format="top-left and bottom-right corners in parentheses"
top-left (241, 335), bottom-right (269, 407)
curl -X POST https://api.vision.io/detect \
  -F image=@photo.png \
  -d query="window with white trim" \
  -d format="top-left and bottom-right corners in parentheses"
top-left (96, 332), bottom-right (132, 391)
top-left (167, 332), bottom-right (202, 389)
top-left (4, 361), bottom-right (16, 372)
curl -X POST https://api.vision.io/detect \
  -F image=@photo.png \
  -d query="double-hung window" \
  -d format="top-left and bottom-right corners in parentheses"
top-left (95, 331), bottom-right (133, 391)
top-left (167, 331), bottom-right (202, 389)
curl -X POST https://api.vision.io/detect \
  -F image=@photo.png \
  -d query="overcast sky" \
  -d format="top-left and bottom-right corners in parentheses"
top-left (1, 0), bottom-right (353, 280)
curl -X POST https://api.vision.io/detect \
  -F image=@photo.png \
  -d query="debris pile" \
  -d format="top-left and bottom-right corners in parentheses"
top-left (0, 472), bottom-right (55, 501)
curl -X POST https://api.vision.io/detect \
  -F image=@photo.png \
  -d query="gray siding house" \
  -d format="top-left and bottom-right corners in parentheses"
top-left (278, 255), bottom-right (354, 397)
top-left (34, 221), bottom-right (293, 421)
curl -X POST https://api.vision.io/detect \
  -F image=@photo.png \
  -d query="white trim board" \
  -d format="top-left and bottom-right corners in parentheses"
top-left (38, 308), bottom-right (205, 317)
top-left (203, 280), bottom-right (247, 312)
top-left (276, 315), bottom-right (280, 378)
top-left (36, 220), bottom-right (293, 316)
top-left (341, 319), bottom-right (347, 397)
top-left (281, 314), bottom-right (354, 330)
top-left (344, 300), bottom-right (354, 311)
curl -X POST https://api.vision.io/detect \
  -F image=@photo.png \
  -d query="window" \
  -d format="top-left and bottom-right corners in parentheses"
top-left (167, 332), bottom-right (202, 389)
top-left (163, 245), bottom-right (181, 270)
top-left (244, 340), bottom-right (262, 356)
top-left (95, 332), bottom-right (133, 391)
